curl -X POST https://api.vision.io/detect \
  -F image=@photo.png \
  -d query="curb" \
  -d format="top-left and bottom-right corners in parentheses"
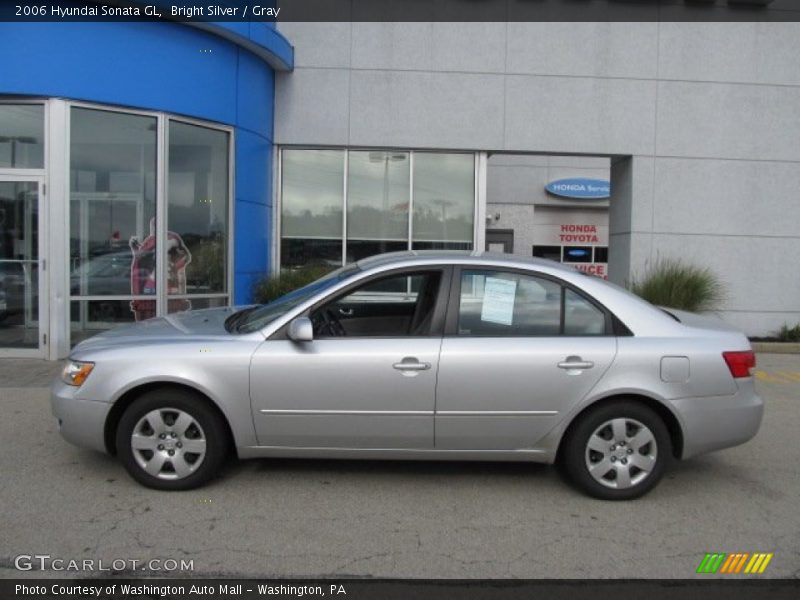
top-left (752, 342), bottom-right (800, 354)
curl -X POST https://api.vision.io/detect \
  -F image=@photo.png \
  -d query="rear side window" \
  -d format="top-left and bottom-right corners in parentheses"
top-left (564, 288), bottom-right (606, 335)
top-left (457, 269), bottom-right (609, 337)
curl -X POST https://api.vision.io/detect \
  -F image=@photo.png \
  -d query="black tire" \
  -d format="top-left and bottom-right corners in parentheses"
top-left (116, 388), bottom-right (229, 491)
top-left (560, 400), bottom-right (672, 500)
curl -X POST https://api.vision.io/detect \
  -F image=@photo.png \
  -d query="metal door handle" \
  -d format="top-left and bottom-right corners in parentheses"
top-left (338, 308), bottom-right (354, 316)
top-left (557, 358), bottom-right (594, 370)
top-left (393, 359), bottom-right (431, 371)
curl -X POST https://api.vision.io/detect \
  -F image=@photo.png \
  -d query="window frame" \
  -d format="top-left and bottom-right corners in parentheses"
top-left (443, 265), bottom-right (621, 338)
top-left (275, 146), bottom-right (479, 271)
top-left (270, 265), bottom-right (454, 340)
top-left (66, 101), bottom-right (235, 333)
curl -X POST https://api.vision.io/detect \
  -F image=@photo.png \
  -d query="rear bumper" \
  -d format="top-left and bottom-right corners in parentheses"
top-left (50, 380), bottom-right (111, 454)
top-left (669, 379), bottom-right (763, 459)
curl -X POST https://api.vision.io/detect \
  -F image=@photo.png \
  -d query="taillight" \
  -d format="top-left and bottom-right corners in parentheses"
top-left (723, 351), bottom-right (756, 378)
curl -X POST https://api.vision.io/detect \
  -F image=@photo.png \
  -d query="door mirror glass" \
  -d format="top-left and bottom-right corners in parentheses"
top-left (287, 316), bottom-right (314, 342)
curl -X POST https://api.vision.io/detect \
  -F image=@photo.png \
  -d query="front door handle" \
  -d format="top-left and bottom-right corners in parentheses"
top-left (557, 356), bottom-right (595, 370)
top-left (393, 357), bottom-right (431, 371)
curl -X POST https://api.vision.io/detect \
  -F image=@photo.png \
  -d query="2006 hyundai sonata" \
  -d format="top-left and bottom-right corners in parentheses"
top-left (51, 251), bottom-right (763, 499)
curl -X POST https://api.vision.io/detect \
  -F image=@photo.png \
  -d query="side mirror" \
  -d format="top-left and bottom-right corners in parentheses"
top-left (287, 316), bottom-right (314, 342)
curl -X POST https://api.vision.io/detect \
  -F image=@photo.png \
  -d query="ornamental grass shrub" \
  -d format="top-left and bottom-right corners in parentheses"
top-left (628, 258), bottom-right (725, 313)
top-left (252, 264), bottom-right (336, 304)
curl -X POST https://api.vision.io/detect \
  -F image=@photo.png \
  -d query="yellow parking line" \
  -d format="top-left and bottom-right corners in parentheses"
top-left (755, 371), bottom-right (794, 384)
top-left (775, 371), bottom-right (800, 382)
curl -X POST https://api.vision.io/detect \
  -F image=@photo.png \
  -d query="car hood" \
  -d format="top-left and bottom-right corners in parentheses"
top-left (72, 306), bottom-right (256, 352)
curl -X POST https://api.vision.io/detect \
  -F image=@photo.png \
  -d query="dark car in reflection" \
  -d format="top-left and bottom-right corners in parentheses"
top-left (70, 250), bottom-right (138, 321)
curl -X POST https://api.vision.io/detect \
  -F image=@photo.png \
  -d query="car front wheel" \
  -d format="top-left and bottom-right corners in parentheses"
top-left (561, 400), bottom-right (672, 500)
top-left (116, 388), bottom-right (228, 490)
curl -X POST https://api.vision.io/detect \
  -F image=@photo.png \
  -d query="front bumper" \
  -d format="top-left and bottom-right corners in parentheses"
top-left (50, 380), bottom-right (111, 454)
top-left (670, 378), bottom-right (764, 459)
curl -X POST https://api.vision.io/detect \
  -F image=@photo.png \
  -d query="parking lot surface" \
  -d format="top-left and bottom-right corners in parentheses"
top-left (1, 355), bottom-right (798, 579)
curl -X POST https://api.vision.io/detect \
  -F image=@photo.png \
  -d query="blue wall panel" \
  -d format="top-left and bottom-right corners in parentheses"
top-left (0, 21), bottom-right (293, 306)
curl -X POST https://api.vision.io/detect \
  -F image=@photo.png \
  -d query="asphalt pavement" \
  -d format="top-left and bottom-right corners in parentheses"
top-left (0, 355), bottom-right (798, 579)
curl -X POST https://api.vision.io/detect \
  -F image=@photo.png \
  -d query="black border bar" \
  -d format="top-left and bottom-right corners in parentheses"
top-left (3, 579), bottom-right (800, 600)
top-left (2, 0), bottom-right (800, 22)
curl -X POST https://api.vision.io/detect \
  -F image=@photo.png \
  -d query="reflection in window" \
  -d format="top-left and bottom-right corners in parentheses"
top-left (168, 121), bottom-right (230, 304)
top-left (0, 104), bottom-right (44, 169)
top-left (347, 151), bottom-right (409, 260)
top-left (281, 149), bottom-right (344, 268)
top-left (69, 108), bottom-right (157, 324)
top-left (280, 149), bottom-right (477, 268)
top-left (412, 153), bottom-right (474, 249)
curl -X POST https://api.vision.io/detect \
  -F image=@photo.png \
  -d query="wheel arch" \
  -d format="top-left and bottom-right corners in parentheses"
top-left (555, 393), bottom-right (684, 463)
top-left (103, 381), bottom-right (235, 456)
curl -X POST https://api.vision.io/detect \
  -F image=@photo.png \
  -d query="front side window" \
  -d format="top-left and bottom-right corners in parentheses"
top-left (312, 270), bottom-right (442, 338)
top-left (457, 270), bottom-right (608, 337)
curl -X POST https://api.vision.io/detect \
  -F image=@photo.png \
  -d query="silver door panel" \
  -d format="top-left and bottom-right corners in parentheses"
top-left (435, 337), bottom-right (617, 449)
top-left (250, 338), bottom-right (440, 448)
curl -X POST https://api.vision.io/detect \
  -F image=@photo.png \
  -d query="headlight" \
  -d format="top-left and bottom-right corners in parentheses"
top-left (61, 361), bottom-right (95, 387)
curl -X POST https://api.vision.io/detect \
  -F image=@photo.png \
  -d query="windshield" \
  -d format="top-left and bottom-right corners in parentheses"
top-left (235, 264), bottom-right (360, 333)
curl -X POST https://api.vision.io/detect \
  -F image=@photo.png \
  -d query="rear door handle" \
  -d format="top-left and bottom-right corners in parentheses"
top-left (557, 357), bottom-right (595, 370)
top-left (393, 358), bottom-right (431, 371)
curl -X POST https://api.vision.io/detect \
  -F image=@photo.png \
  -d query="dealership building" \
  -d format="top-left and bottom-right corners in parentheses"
top-left (1, 5), bottom-right (799, 359)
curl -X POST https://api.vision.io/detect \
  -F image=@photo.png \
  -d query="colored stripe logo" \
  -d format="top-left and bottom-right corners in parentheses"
top-left (697, 552), bottom-right (773, 574)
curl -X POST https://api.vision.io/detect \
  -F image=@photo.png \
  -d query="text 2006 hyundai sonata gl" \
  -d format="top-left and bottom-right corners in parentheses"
top-left (51, 251), bottom-right (763, 499)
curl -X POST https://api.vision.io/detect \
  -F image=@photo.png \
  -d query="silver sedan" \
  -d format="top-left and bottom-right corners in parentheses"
top-left (51, 252), bottom-right (763, 499)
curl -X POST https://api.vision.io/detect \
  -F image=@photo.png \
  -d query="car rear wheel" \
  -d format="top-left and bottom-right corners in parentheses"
top-left (561, 400), bottom-right (671, 500)
top-left (116, 388), bottom-right (228, 490)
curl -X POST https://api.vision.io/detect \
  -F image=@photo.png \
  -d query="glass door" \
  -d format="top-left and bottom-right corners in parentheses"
top-left (0, 178), bottom-right (46, 356)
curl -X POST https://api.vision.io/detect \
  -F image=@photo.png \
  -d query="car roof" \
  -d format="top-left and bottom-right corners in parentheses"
top-left (355, 250), bottom-right (576, 273)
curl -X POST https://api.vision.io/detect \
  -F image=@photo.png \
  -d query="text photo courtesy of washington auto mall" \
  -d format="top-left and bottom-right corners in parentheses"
top-left (1, 1), bottom-right (799, 599)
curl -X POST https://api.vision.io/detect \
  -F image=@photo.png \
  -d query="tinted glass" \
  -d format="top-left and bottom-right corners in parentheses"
top-left (0, 104), bottom-right (44, 168)
top-left (458, 270), bottom-right (561, 337)
top-left (563, 288), bottom-right (607, 335)
top-left (594, 246), bottom-right (609, 262)
top-left (168, 120), bottom-right (230, 295)
top-left (281, 149), bottom-right (344, 267)
top-left (412, 153), bottom-right (474, 247)
top-left (0, 182), bottom-right (39, 348)
top-left (563, 246), bottom-right (592, 263)
top-left (532, 245), bottom-right (562, 261)
top-left (347, 151), bottom-right (409, 242)
top-left (69, 108), bottom-right (157, 313)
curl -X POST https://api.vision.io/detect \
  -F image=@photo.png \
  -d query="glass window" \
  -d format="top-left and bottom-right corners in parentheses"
top-left (532, 245), bottom-right (562, 262)
top-left (0, 104), bottom-right (44, 169)
top-left (167, 121), bottom-right (230, 299)
top-left (594, 246), bottom-right (608, 263)
top-left (347, 150), bottom-right (409, 249)
top-left (0, 182), bottom-right (39, 348)
top-left (313, 270), bottom-right (441, 338)
top-left (412, 153), bottom-right (474, 249)
top-left (279, 149), bottom-right (477, 267)
top-left (564, 288), bottom-right (607, 336)
top-left (69, 108), bottom-right (157, 329)
top-left (281, 149), bottom-right (344, 268)
top-left (563, 246), bottom-right (592, 263)
top-left (458, 270), bottom-right (561, 337)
